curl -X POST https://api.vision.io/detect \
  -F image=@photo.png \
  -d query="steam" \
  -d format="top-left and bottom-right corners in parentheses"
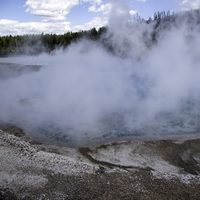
top-left (1, 3), bottom-right (200, 145)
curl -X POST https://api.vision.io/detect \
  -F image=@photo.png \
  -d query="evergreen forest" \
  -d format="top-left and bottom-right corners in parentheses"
top-left (0, 9), bottom-right (200, 57)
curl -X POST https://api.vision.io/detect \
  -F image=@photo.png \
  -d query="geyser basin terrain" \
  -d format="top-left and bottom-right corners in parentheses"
top-left (1, 127), bottom-right (200, 199)
top-left (1, 4), bottom-right (200, 199)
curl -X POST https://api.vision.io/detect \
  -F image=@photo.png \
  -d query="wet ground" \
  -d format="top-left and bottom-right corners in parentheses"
top-left (1, 121), bottom-right (200, 200)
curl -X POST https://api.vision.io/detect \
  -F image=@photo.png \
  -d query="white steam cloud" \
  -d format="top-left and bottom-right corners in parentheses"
top-left (1, 2), bottom-right (200, 146)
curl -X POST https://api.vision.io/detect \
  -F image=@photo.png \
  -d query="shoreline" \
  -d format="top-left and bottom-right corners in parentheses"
top-left (1, 122), bottom-right (200, 199)
top-left (1, 118), bottom-right (200, 148)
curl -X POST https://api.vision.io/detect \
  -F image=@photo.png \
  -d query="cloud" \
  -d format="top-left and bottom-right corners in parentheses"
top-left (1, 0), bottom-right (137, 36)
top-left (72, 16), bottom-right (107, 31)
top-left (0, 17), bottom-right (108, 36)
top-left (0, 1), bottom-right (137, 36)
top-left (24, 0), bottom-right (103, 22)
top-left (129, 10), bottom-right (137, 15)
top-left (82, 0), bottom-right (102, 5)
top-left (88, 3), bottom-right (112, 13)
top-left (88, 1), bottom-right (137, 23)
top-left (136, 0), bottom-right (146, 1)
top-left (0, 19), bottom-right (71, 36)
top-left (88, 5), bottom-right (96, 12)
top-left (24, 0), bottom-right (78, 22)
top-left (180, 0), bottom-right (200, 10)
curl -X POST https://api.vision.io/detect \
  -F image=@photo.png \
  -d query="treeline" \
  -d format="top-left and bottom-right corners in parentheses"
top-left (0, 9), bottom-right (200, 57)
top-left (0, 27), bottom-right (106, 57)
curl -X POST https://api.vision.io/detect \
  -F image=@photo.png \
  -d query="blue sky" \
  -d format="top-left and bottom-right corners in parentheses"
top-left (0, 0), bottom-right (199, 36)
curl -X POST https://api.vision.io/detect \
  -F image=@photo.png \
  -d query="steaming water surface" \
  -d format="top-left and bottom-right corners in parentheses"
top-left (0, 56), bottom-right (200, 147)
top-left (1, 9), bottom-right (200, 146)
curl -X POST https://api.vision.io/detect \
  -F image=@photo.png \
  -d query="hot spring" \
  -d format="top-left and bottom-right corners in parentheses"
top-left (1, 10), bottom-right (200, 146)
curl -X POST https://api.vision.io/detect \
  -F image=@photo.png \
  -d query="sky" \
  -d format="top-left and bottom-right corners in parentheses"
top-left (0, 0), bottom-right (200, 36)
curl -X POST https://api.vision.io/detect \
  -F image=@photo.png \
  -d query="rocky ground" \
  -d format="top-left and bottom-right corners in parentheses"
top-left (0, 121), bottom-right (200, 199)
